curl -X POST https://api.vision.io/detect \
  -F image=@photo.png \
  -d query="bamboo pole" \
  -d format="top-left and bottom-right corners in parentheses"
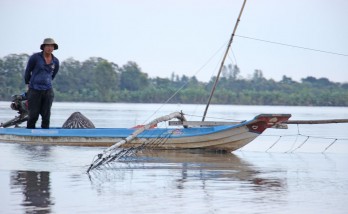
top-left (202, 0), bottom-right (247, 121)
top-left (285, 119), bottom-right (348, 124)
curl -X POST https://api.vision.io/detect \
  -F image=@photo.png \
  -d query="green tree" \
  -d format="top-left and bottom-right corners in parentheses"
top-left (0, 54), bottom-right (347, 106)
top-left (0, 54), bottom-right (28, 99)
top-left (119, 61), bottom-right (148, 91)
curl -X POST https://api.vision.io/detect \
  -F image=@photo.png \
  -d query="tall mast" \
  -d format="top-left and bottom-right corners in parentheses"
top-left (202, 0), bottom-right (247, 121)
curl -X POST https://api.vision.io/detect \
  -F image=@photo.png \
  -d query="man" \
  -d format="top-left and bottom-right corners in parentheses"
top-left (24, 38), bottom-right (60, 129)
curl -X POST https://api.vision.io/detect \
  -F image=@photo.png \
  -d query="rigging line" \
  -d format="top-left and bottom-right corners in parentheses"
top-left (227, 55), bottom-right (234, 68)
top-left (193, 40), bottom-right (229, 78)
top-left (225, 46), bottom-right (238, 66)
top-left (285, 130), bottom-right (300, 153)
top-left (296, 124), bottom-right (300, 135)
top-left (290, 136), bottom-right (310, 153)
top-left (235, 35), bottom-right (348, 57)
top-left (265, 136), bottom-right (282, 152)
top-left (261, 134), bottom-right (348, 141)
top-left (231, 49), bottom-right (238, 65)
top-left (322, 139), bottom-right (338, 153)
top-left (227, 51), bottom-right (237, 67)
top-left (142, 40), bottom-right (228, 125)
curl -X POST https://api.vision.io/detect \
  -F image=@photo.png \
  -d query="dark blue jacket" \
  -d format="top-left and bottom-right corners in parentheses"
top-left (24, 52), bottom-right (59, 90)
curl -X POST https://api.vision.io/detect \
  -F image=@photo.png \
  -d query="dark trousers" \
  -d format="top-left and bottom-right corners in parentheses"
top-left (26, 88), bottom-right (54, 129)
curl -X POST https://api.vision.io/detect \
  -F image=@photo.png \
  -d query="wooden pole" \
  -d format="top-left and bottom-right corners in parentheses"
top-left (202, 0), bottom-right (247, 121)
top-left (285, 119), bottom-right (348, 124)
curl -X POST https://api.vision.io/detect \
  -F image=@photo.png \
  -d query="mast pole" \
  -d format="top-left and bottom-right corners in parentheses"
top-left (202, 0), bottom-right (247, 121)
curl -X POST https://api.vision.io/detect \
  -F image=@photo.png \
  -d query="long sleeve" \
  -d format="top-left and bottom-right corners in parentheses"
top-left (52, 58), bottom-right (60, 80)
top-left (24, 54), bottom-right (37, 84)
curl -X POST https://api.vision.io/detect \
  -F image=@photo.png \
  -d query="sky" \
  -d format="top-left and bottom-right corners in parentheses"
top-left (1, 0), bottom-right (347, 83)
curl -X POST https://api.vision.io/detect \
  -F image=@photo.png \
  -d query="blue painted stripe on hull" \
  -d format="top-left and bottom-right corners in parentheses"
top-left (0, 124), bottom-right (245, 139)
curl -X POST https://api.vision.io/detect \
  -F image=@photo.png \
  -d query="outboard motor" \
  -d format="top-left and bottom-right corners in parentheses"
top-left (10, 93), bottom-right (28, 114)
top-left (0, 93), bottom-right (28, 128)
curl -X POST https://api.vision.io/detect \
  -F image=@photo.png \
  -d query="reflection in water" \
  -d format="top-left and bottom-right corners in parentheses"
top-left (10, 170), bottom-right (53, 214)
top-left (88, 150), bottom-right (287, 199)
top-left (16, 144), bottom-right (52, 159)
top-left (160, 151), bottom-right (286, 192)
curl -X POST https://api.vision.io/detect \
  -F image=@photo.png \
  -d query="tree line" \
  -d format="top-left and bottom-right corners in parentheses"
top-left (1, 54), bottom-right (347, 106)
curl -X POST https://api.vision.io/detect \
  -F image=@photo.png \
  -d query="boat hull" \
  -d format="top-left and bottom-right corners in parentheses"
top-left (0, 114), bottom-right (291, 152)
top-left (0, 126), bottom-right (258, 152)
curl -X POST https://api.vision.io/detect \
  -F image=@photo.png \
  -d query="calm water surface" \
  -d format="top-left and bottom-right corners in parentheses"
top-left (0, 102), bottom-right (348, 214)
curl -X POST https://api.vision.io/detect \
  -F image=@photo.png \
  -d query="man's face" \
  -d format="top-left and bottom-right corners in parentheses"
top-left (43, 44), bottom-right (54, 54)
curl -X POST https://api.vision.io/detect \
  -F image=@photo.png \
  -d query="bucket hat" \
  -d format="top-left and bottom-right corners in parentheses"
top-left (40, 38), bottom-right (58, 50)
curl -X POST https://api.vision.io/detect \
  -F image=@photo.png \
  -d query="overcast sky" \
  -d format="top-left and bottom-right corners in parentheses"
top-left (1, 0), bottom-right (347, 83)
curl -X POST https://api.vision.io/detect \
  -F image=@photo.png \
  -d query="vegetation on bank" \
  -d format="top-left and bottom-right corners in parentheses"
top-left (1, 54), bottom-right (347, 106)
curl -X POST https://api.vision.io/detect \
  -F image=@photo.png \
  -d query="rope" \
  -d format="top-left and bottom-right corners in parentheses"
top-left (142, 41), bottom-right (228, 125)
top-left (322, 139), bottom-right (338, 153)
top-left (265, 136), bottom-right (282, 152)
top-left (235, 35), bottom-right (348, 57)
top-left (290, 136), bottom-right (310, 153)
top-left (260, 133), bottom-right (347, 153)
top-left (284, 124), bottom-right (301, 153)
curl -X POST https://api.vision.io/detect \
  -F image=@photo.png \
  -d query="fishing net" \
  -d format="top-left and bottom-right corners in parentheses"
top-left (87, 112), bottom-right (186, 173)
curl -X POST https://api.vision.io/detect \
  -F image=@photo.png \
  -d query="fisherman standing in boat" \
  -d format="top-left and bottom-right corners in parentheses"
top-left (24, 38), bottom-right (60, 129)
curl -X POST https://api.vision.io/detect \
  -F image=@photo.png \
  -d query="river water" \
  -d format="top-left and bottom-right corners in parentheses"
top-left (0, 102), bottom-right (348, 214)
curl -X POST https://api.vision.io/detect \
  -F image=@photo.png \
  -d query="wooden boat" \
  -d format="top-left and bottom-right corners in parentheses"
top-left (0, 1), bottom-right (291, 153)
top-left (0, 113), bottom-right (291, 152)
